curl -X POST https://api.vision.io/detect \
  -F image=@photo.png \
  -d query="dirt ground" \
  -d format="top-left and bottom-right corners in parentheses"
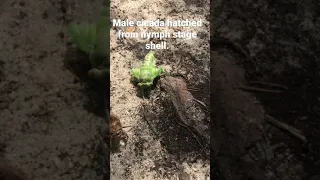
top-left (1, 0), bottom-right (320, 180)
top-left (211, 0), bottom-right (320, 180)
top-left (0, 0), bottom-right (108, 180)
top-left (0, 0), bottom-right (211, 179)
top-left (110, 0), bottom-right (210, 179)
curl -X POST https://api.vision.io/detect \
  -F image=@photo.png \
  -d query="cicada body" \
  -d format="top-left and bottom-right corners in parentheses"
top-left (131, 51), bottom-right (163, 96)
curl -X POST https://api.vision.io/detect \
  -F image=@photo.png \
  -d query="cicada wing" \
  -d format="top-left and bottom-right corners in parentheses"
top-left (143, 50), bottom-right (156, 66)
top-left (131, 68), bottom-right (140, 79)
top-left (151, 67), bottom-right (163, 78)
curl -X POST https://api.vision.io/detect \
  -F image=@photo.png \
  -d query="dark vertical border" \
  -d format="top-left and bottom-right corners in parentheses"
top-left (209, 0), bottom-right (215, 179)
top-left (104, 0), bottom-right (111, 180)
top-left (210, 0), bottom-right (225, 179)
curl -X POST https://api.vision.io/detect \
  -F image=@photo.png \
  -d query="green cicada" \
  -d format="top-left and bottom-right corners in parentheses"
top-left (131, 50), bottom-right (163, 97)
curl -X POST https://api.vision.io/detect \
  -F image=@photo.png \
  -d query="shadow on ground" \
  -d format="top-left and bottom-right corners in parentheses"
top-left (212, 0), bottom-right (320, 179)
top-left (63, 48), bottom-right (109, 118)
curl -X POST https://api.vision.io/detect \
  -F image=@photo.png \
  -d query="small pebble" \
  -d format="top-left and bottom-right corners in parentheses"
top-left (78, 155), bottom-right (90, 167)
top-left (52, 157), bottom-right (62, 169)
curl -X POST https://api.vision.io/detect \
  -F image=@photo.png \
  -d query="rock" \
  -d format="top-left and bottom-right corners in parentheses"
top-left (52, 156), bottom-right (63, 169)
top-left (161, 77), bottom-right (209, 142)
top-left (63, 157), bottom-right (74, 169)
top-left (179, 172), bottom-right (191, 180)
top-left (78, 155), bottom-right (90, 167)
top-left (28, 104), bottom-right (40, 115)
top-left (0, 102), bottom-right (8, 109)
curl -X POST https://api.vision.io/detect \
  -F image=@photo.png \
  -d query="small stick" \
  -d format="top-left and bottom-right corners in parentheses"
top-left (249, 81), bottom-right (288, 89)
top-left (265, 115), bottom-right (307, 143)
top-left (121, 125), bottom-right (133, 129)
top-left (193, 97), bottom-right (207, 110)
top-left (33, 147), bottom-right (46, 158)
top-left (237, 86), bottom-right (283, 94)
top-left (186, 87), bottom-right (200, 92)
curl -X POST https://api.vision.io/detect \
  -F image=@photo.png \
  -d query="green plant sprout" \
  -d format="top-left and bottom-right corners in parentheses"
top-left (67, 7), bottom-right (109, 83)
top-left (131, 50), bottom-right (163, 97)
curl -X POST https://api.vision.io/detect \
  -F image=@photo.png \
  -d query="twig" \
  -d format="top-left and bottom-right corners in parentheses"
top-left (186, 87), bottom-right (200, 92)
top-left (237, 86), bottom-right (283, 94)
top-left (33, 147), bottom-right (46, 158)
top-left (265, 115), bottom-right (307, 143)
top-left (193, 97), bottom-right (207, 110)
top-left (249, 81), bottom-right (288, 90)
top-left (121, 125), bottom-right (133, 129)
